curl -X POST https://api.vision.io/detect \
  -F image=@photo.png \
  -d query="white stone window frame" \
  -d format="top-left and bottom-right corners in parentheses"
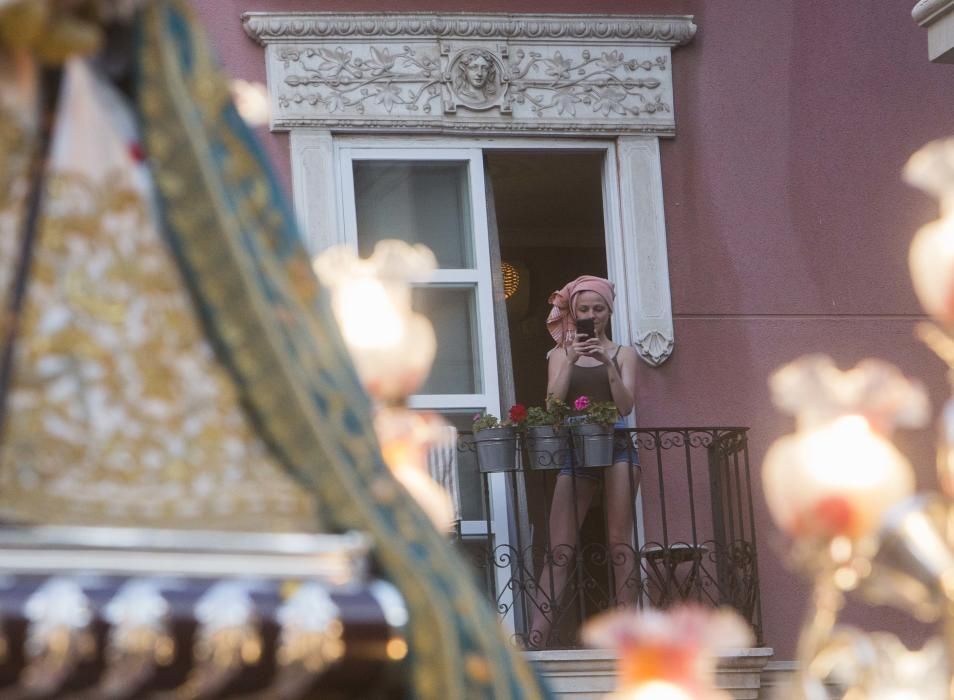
top-left (243, 11), bottom-right (697, 367)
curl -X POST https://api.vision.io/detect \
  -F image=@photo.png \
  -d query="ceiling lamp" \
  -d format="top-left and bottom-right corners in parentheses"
top-left (502, 261), bottom-right (520, 299)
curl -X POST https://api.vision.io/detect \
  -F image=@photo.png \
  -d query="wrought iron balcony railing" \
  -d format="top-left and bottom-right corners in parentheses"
top-left (453, 427), bottom-right (761, 650)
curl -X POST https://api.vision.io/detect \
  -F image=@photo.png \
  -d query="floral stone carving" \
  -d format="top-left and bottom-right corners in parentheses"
top-left (506, 46), bottom-right (667, 118)
top-left (277, 44), bottom-right (442, 115)
top-left (246, 13), bottom-right (696, 135)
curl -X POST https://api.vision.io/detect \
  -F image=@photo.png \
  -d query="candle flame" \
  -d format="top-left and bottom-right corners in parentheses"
top-left (332, 277), bottom-right (406, 350)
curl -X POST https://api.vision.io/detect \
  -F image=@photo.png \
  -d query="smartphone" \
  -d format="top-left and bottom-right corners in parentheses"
top-left (576, 318), bottom-right (595, 340)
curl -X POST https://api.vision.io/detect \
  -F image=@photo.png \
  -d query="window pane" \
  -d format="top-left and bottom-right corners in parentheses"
top-left (441, 412), bottom-right (485, 522)
top-left (353, 160), bottom-right (474, 268)
top-left (413, 287), bottom-right (480, 395)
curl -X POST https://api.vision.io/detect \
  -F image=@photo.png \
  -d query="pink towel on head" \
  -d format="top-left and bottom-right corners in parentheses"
top-left (546, 275), bottom-right (616, 346)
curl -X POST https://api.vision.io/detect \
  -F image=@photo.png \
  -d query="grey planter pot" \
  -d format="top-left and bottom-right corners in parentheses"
top-left (525, 425), bottom-right (572, 470)
top-left (473, 425), bottom-right (518, 473)
top-left (571, 422), bottom-right (614, 468)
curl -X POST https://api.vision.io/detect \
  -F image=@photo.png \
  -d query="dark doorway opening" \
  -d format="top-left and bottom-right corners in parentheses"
top-left (485, 150), bottom-right (611, 643)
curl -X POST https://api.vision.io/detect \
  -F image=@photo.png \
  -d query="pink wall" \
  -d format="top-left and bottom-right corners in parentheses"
top-left (191, 1), bottom-right (954, 657)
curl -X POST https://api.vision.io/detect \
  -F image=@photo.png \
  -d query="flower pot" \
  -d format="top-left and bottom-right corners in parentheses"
top-left (473, 426), bottom-right (518, 473)
top-left (526, 425), bottom-right (572, 470)
top-left (571, 423), bottom-right (614, 468)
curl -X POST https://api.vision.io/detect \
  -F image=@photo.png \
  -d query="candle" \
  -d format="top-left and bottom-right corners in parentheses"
top-left (909, 214), bottom-right (954, 324)
top-left (314, 242), bottom-right (437, 403)
top-left (764, 355), bottom-right (927, 541)
top-left (763, 414), bottom-right (914, 540)
top-left (906, 139), bottom-right (954, 324)
top-left (583, 606), bottom-right (750, 700)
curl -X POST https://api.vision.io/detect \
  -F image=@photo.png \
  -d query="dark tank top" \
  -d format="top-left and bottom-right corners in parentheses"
top-left (565, 346), bottom-right (622, 404)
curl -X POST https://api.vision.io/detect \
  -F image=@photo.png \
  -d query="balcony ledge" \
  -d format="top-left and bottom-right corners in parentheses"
top-left (525, 647), bottom-right (774, 699)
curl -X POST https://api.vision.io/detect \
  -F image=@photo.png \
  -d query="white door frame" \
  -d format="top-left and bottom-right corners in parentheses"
top-left (301, 133), bottom-right (650, 572)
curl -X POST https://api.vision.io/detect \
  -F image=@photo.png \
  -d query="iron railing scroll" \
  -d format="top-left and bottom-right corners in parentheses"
top-left (455, 427), bottom-right (762, 650)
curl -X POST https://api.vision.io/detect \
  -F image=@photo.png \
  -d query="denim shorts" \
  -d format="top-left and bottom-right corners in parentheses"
top-left (559, 418), bottom-right (638, 481)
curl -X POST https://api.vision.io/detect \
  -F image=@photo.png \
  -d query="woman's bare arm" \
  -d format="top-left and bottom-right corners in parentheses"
top-left (547, 346), bottom-right (573, 404)
top-left (606, 345), bottom-right (637, 417)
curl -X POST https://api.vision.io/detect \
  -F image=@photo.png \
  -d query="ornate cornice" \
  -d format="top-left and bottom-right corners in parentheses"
top-left (913, 0), bottom-right (954, 25)
top-left (242, 12), bottom-right (696, 47)
top-left (273, 118), bottom-right (675, 136)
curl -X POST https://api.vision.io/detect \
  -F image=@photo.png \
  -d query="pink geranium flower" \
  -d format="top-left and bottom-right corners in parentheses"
top-left (574, 395), bottom-right (590, 411)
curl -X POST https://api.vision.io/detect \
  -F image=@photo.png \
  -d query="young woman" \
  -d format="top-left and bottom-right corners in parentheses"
top-left (528, 274), bottom-right (640, 649)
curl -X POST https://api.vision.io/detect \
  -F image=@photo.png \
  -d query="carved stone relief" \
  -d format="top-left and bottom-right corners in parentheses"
top-left (447, 47), bottom-right (505, 111)
top-left (504, 46), bottom-right (668, 118)
top-left (275, 43), bottom-right (443, 116)
top-left (244, 13), bottom-right (696, 135)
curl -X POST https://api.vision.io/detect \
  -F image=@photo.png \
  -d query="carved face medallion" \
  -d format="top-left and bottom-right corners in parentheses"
top-left (465, 56), bottom-right (490, 88)
top-left (450, 49), bottom-right (502, 108)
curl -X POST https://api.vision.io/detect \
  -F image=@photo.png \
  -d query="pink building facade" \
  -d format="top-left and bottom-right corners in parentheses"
top-left (193, 0), bottom-right (954, 665)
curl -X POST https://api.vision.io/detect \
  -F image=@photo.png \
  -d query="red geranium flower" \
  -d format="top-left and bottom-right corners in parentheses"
top-left (509, 404), bottom-right (528, 424)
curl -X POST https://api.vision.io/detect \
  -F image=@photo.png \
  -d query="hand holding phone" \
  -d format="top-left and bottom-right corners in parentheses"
top-left (576, 318), bottom-right (595, 341)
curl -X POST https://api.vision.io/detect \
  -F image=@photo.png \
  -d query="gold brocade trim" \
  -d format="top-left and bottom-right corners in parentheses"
top-left (0, 165), bottom-right (318, 532)
top-left (138, 15), bottom-right (466, 700)
top-left (138, 3), bottom-right (545, 699)
top-left (0, 67), bottom-right (36, 336)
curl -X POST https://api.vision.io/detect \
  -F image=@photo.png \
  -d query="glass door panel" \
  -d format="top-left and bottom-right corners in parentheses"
top-left (411, 286), bottom-right (480, 395)
top-left (337, 143), bottom-right (511, 629)
top-left (352, 160), bottom-right (474, 269)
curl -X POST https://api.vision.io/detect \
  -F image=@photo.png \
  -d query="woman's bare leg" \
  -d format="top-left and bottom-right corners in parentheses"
top-left (604, 460), bottom-right (641, 606)
top-left (527, 473), bottom-right (598, 648)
